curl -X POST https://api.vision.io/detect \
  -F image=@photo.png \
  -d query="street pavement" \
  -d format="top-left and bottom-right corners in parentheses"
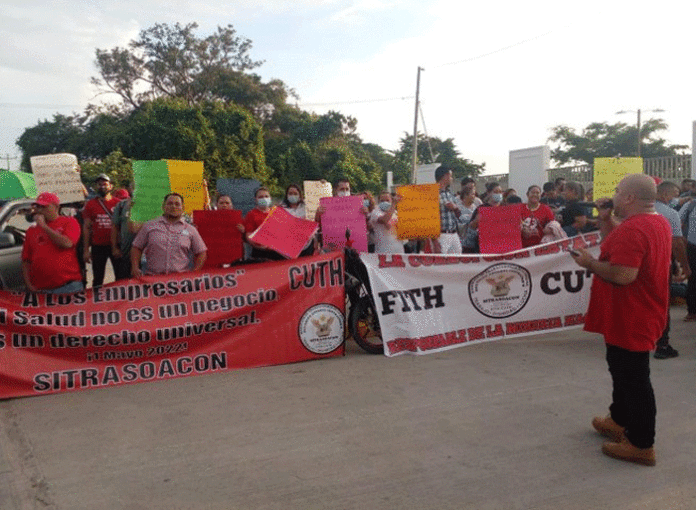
top-left (1, 306), bottom-right (695, 510)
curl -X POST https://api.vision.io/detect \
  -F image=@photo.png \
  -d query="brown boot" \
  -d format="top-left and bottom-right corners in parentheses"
top-left (602, 440), bottom-right (656, 466)
top-left (592, 415), bottom-right (625, 442)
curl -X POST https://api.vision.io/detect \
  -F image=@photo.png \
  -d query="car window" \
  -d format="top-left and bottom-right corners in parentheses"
top-left (1, 205), bottom-right (33, 245)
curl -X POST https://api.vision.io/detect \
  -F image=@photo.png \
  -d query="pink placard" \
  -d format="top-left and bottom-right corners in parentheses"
top-left (248, 207), bottom-right (318, 259)
top-left (193, 210), bottom-right (244, 266)
top-left (320, 195), bottom-right (368, 252)
top-left (478, 204), bottom-right (523, 254)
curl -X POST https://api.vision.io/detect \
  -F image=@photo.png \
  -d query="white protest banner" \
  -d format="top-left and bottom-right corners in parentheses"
top-left (30, 153), bottom-right (84, 203)
top-left (360, 233), bottom-right (602, 356)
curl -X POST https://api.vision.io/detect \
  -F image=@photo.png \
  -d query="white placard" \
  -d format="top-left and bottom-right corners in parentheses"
top-left (30, 153), bottom-right (84, 203)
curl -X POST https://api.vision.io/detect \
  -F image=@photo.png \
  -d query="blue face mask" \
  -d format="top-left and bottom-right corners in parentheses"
top-left (379, 201), bottom-right (391, 211)
top-left (491, 193), bottom-right (503, 204)
top-left (669, 198), bottom-right (679, 208)
top-left (257, 197), bottom-right (271, 208)
top-left (287, 195), bottom-right (300, 204)
top-left (363, 199), bottom-right (370, 208)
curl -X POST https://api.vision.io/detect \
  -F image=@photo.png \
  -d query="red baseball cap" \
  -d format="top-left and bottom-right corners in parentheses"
top-left (34, 192), bottom-right (61, 206)
top-left (113, 189), bottom-right (130, 200)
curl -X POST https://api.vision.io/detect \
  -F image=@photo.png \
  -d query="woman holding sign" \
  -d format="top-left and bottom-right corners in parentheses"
top-left (281, 184), bottom-right (306, 219)
top-left (244, 187), bottom-right (284, 261)
top-left (369, 191), bottom-right (404, 254)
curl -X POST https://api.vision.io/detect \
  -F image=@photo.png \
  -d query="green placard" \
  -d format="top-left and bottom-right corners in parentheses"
top-left (131, 160), bottom-right (171, 222)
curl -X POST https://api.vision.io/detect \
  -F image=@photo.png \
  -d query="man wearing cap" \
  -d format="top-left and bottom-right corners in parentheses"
top-left (22, 193), bottom-right (83, 294)
top-left (82, 174), bottom-right (120, 287)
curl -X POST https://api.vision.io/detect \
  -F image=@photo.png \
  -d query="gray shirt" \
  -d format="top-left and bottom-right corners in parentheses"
top-left (654, 201), bottom-right (682, 238)
top-left (678, 201), bottom-right (696, 245)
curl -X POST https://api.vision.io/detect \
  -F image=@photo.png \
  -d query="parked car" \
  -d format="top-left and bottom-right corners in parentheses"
top-left (0, 199), bottom-right (37, 290)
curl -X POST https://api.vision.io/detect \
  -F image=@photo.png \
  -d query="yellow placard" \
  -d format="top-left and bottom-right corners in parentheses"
top-left (593, 157), bottom-right (643, 200)
top-left (303, 180), bottom-right (333, 220)
top-left (396, 184), bottom-right (441, 240)
top-left (165, 160), bottom-right (206, 215)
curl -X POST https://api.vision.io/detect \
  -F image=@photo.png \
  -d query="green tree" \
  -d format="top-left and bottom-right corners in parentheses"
top-left (393, 133), bottom-right (484, 185)
top-left (91, 22), bottom-right (293, 119)
top-left (16, 114), bottom-right (83, 170)
top-left (80, 149), bottom-right (133, 187)
top-left (548, 119), bottom-right (688, 165)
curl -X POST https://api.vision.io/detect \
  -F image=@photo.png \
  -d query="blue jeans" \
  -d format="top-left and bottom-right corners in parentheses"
top-left (46, 281), bottom-right (84, 294)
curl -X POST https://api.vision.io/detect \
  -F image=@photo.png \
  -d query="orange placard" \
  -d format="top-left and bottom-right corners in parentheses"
top-left (396, 184), bottom-right (441, 239)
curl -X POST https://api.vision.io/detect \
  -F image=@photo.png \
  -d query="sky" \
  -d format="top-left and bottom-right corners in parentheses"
top-left (1, 1), bottom-right (695, 177)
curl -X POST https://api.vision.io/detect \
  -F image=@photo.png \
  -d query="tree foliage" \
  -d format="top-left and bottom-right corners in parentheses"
top-left (393, 133), bottom-right (485, 184)
top-left (91, 22), bottom-right (293, 119)
top-left (548, 119), bottom-right (688, 165)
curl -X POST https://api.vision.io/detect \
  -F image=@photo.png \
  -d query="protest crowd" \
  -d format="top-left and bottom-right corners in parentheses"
top-left (17, 163), bottom-right (696, 467)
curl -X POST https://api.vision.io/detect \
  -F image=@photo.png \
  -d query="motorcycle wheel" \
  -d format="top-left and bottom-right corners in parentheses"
top-left (349, 296), bottom-right (384, 355)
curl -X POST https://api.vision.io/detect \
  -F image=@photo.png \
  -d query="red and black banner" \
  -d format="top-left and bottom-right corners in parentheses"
top-left (0, 252), bottom-right (345, 399)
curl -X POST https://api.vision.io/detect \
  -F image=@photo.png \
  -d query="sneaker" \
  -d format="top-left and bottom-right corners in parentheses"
top-left (654, 345), bottom-right (679, 359)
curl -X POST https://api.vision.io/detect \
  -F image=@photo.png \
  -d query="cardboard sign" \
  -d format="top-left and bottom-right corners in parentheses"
top-left (303, 180), bottom-right (333, 220)
top-left (193, 209), bottom-right (244, 266)
top-left (478, 205), bottom-right (523, 254)
top-left (248, 207), bottom-right (318, 259)
top-left (30, 153), bottom-right (84, 203)
top-left (216, 179), bottom-right (260, 216)
top-left (319, 195), bottom-right (368, 252)
top-left (395, 184), bottom-right (441, 239)
top-left (593, 157), bottom-right (643, 200)
top-left (131, 160), bottom-right (171, 223)
top-left (166, 160), bottom-right (207, 215)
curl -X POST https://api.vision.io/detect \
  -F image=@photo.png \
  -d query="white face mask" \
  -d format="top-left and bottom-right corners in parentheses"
top-left (337, 190), bottom-right (350, 197)
top-left (490, 193), bottom-right (503, 204)
top-left (257, 197), bottom-right (271, 208)
top-left (287, 195), bottom-right (300, 204)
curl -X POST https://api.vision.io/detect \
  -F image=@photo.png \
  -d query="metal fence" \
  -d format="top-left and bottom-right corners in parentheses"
top-left (475, 155), bottom-right (693, 194)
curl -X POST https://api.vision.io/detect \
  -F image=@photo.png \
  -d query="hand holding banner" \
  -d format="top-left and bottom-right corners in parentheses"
top-left (395, 184), bottom-right (440, 239)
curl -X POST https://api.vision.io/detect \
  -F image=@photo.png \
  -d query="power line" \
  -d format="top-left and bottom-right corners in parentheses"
top-left (298, 96), bottom-right (414, 107)
top-left (433, 29), bottom-right (556, 69)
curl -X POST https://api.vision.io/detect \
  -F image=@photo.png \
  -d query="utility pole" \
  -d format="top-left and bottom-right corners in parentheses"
top-left (616, 108), bottom-right (663, 158)
top-left (411, 66), bottom-right (423, 184)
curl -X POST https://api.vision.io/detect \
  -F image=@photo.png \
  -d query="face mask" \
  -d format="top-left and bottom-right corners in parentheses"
top-left (287, 195), bottom-right (300, 204)
top-left (490, 193), bottom-right (503, 204)
top-left (337, 190), bottom-right (350, 197)
top-left (363, 199), bottom-right (370, 208)
top-left (257, 197), bottom-right (271, 208)
top-left (379, 201), bottom-right (391, 212)
top-left (669, 198), bottom-right (679, 208)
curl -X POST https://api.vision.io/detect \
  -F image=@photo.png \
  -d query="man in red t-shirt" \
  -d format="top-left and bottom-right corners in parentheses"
top-left (571, 174), bottom-right (671, 467)
top-left (82, 174), bottom-right (120, 287)
top-left (22, 193), bottom-right (83, 294)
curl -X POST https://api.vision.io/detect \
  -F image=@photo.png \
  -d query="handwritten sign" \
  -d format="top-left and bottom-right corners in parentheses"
top-left (166, 160), bottom-right (206, 215)
top-left (593, 157), bottom-right (643, 200)
top-left (319, 195), bottom-right (368, 252)
top-left (478, 205), bottom-right (523, 254)
top-left (395, 184), bottom-right (440, 239)
top-left (30, 153), bottom-right (83, 203)
top-left (131, 160), bottom-right (171, 223)
top-left (216, 178), bottom-right (260, 216)
top-left (248, 207), bottom-right (318, 259)
top-left (193, 210), bottom-right (244, 266)
top-left (304, 180), bottom-right (333, 220)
